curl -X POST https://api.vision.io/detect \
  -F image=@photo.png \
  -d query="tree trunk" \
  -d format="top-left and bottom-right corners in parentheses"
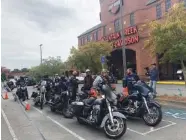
top-left (181, 60), bottom-right (186, 87)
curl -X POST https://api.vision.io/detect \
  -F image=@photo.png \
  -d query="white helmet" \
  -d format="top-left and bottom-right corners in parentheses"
top-left (85, 69), bottom-right (90, 73)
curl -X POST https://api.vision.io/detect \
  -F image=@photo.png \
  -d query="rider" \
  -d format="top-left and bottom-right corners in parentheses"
top-left (92, 69), bottom-right (110, 97)
top-left (83, 69), bottom-right (93, 92)
top-left (68, 71), bottom-right (78, 101)
top-left (123, 68), bottom-right (140, 95)
top-left (16, 76), bottom-right (29, 100)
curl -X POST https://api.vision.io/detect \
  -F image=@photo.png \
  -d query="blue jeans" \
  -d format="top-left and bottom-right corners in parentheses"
top-left (149, 80), bottom-right (157, 94)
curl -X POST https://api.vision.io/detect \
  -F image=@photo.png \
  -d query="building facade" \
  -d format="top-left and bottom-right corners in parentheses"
top-left (78, 0), bottom-right (186, 79)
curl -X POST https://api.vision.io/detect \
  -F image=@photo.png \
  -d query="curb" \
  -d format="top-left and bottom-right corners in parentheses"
top-left (117, 80), bottom-right (185, 85)
top-left (156, 98), bottom-right (186, 109)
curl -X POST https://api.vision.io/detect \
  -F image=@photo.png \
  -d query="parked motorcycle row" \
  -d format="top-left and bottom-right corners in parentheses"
top-left (18, 77), bottom-right (162, 139)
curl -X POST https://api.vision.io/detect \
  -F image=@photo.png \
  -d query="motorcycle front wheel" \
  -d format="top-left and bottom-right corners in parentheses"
top-left (142, 105), bottom-right (162, 126)
top-left (104, 117), bottom-right (127, 139)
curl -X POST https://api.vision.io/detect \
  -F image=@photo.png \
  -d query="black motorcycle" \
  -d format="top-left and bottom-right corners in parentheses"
top-left (48, 90), bottom-right (74, 118)
top-left (117, 81), bottom-right (162, 126)
top-left (16, 84), bottom-right (27, 101)
top-left (71, 84), bottom-right (127, 139)
top-left (7, 81), bottom-right (15, 91)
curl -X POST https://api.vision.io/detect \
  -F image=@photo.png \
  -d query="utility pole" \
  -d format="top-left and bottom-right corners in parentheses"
top-left (39, 44), bottom-right (43, 64)
top-left (120, 0), bottom-right (127, 77)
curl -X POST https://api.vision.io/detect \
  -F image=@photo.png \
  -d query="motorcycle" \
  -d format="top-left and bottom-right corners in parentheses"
top-left (31, 80), bottom-right (47, 109)
top-left (7, 81), bottom-right (15, 91)
top-left (71, 84), bottom-right (127, 139)
top-left (48, 90), bottom-right (74, 118)
top-left (117, 81), bottom-right (162, 126)
top-left (16, 84), bottom-right (27, 101)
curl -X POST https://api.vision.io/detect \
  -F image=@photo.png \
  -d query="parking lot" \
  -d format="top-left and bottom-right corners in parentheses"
top-left (2, 86), bottom-right (186, 140)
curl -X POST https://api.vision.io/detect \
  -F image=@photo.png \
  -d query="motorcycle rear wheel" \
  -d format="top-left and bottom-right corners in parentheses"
top-left (104, 117), bottom-right (127, 139)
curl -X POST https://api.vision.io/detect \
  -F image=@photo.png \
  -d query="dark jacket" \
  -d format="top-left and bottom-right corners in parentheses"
top-left (123, 73), bottom-right (140, 94)
top-left (149, 68), bottom-right (158, 81)
top-left (84, 75), bottom-right (93, 90)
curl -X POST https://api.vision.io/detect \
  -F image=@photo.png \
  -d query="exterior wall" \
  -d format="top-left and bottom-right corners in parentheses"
top-left (78, 0), bottom-right (183, 77)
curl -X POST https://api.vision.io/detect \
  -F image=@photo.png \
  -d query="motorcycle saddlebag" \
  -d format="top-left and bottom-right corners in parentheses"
top-left (71, 101), bottom-right (84, 115)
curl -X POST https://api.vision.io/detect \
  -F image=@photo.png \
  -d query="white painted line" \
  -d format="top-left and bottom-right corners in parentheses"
top-left (127, 128), bottom-right (145, 136)
top-left (34, 107), bottom-right (86, 140)
top-left (142, 121), bottom-right (176, 135)
top-left (1, 109), bottom-right (18, 140)
top-left (34, 107), bottom-right (43, 114)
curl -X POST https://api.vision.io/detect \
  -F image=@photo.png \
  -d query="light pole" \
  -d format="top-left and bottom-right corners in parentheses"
top-left (120, 0), bottom-right (127, 77)
top-left (39, 44), bottom-right (43, 64)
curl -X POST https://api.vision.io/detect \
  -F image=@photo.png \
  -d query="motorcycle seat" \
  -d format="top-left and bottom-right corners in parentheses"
top-left (83, 98), bottom-right (96, 107)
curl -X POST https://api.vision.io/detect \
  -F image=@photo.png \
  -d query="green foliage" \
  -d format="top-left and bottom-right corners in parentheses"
top-left (28, 56), bottom-right (65, 80)
top-left (21, 68), bottom-right (29, 72)
top-left (1, 73), bottom-right (6, 82)
top-left (144, 3), bottom-right (186, 83)
top-left (66, 41), bottom-right (112, 73)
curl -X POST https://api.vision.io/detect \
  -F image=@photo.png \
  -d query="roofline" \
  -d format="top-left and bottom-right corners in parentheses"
top-left (78, 23), bottom-right (103, 38)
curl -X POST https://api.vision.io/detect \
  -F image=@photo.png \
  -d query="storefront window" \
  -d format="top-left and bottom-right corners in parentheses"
top-left (130, 13), bottom-right (134, 26)
top-left (165, 0), bottom-right (171, 12)
top-left (156, 4), bottom-right (162, 19)
top-left (103, 26), bottom-right (106, 36)
top-left (87, 34), bottom-right (91, 42)
top-left (114, 19), bottom-right (120, 32)
top-left (93, 31), bottom-right (98, 41)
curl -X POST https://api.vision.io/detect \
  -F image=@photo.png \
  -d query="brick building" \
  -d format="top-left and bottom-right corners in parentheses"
top-left (78, 0), bottom-right (185, 79)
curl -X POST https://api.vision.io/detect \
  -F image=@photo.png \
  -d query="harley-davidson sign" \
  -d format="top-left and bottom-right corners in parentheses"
top-left (108, 0), bottom-right (121, 15)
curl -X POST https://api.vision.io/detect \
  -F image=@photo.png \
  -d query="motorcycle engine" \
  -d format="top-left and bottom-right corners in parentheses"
top-left (88, 105), bottom-right (100, 123)
top-left (127, 100), bottom-right (140, 114)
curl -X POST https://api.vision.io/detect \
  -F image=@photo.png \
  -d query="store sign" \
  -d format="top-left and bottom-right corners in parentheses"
top-left (108, 0), bottom-right (121, 15)
top-left (101, 32), bottom-right (121, 42)
top-left (124, 26), bottom-right (139, 46)
top-left (101, 26), bottom-right (139, 48)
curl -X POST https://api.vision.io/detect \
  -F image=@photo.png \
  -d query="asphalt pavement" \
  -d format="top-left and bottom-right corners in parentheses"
top-left (1, 86), bottom-right (186, 140)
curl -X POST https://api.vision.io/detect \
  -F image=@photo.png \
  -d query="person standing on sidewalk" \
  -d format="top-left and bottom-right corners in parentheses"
top-left (149, 63), bottom-right (158, 93)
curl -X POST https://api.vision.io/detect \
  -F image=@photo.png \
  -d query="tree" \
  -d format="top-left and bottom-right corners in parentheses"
top-left (144, 3), bottom-right (186, 84)
top-left (66, 41), bottom-right (112, 73)
top-left (28, 56), bottom-right (65, 80)
top-left (21, 68), bottom-right (29, 72)
top-left (1, 73), bottom-right (6, 82)
top-left (12, 69), bottom-right (20, 72)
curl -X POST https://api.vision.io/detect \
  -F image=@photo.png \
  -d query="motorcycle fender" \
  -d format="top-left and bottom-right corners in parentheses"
top-left (100, 112), bottom-right (126, 128)
top-left (148, 101), bottom-right (161, 108)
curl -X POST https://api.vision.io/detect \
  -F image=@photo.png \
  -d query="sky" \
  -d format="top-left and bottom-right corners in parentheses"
top-left (1, 0), bottom-right (100, 70)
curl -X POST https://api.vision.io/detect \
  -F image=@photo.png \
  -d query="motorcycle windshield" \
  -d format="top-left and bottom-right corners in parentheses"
top-left (102, 84), bottom-right (117, 104)
top-left (133, 82), bottom-right (150, 96)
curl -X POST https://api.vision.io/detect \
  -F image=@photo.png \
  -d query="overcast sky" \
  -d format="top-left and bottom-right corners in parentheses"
top-left (1, 0), bottom-right (100, 70)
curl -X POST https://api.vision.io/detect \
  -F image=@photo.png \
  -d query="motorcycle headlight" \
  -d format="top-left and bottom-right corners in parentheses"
top-left (148, 92), bottom-right (154, 100)
top-left (101, 95), bottom-right (105, 98)
top-left (21, 87), bottom-right (25, 90)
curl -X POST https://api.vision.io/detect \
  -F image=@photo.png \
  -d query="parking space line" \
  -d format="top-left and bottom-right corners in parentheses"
top-left (33, 107), bottom-right (86, 140)
top-left (127, 128), bottom-right (145, 136)
top-left (142, 120), bottom-right (176, 135)
top-left (2, 109), bottom-right (18, 140)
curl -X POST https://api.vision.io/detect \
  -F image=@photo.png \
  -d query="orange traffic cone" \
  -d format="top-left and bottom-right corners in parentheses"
top-left (25, 102), bottom-right (30, 110)
top-left (4, 92), bottom-right (9, 99)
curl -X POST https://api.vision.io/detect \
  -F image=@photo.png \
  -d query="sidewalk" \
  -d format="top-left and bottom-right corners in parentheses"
top-left (1, 93), bottom-right (44, 140)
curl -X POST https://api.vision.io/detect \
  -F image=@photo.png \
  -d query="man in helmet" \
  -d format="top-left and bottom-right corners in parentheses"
top-left (93, 69), bottom-right (110, 89)
top-left (83, 69), bottom-right (93, 92)
top-left (68, 71), bottom-right (78, 101)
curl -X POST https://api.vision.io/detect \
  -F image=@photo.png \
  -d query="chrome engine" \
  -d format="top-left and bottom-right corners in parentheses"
top-left (127, 100), bottom-right (140, 114)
